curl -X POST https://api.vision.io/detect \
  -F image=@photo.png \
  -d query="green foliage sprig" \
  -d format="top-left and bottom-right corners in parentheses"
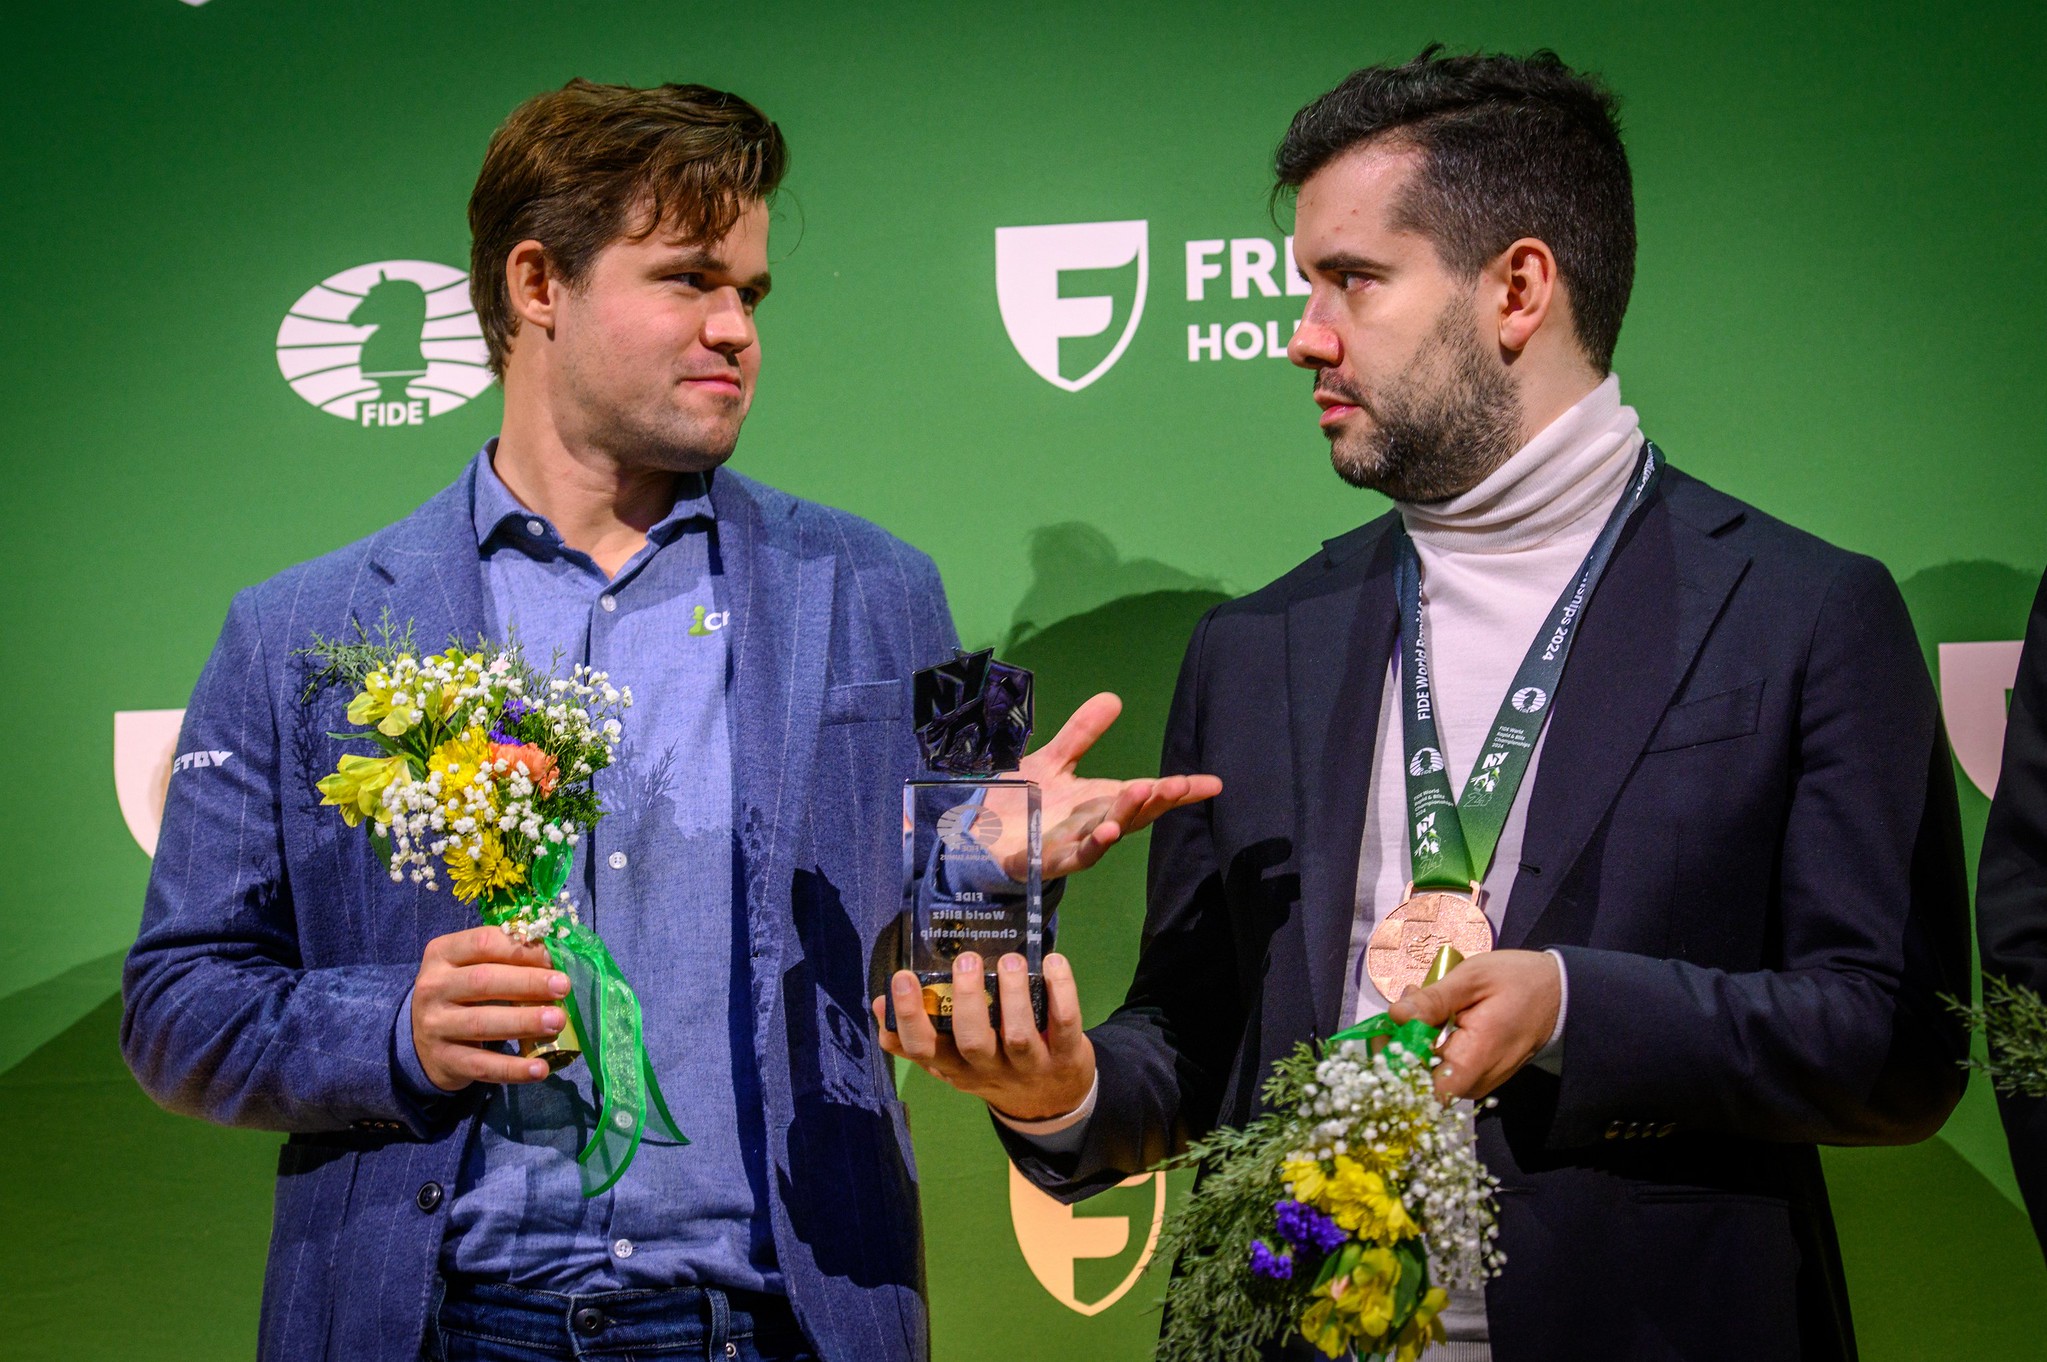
top-left (1956, 976), bottom-right (2047, 1098)
top-left (1152, 1045), bottom-right (1323, 1362)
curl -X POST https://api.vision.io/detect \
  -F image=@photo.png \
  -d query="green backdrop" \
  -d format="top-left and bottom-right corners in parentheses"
top-left (4, 1), bottom-right (2044, 1357)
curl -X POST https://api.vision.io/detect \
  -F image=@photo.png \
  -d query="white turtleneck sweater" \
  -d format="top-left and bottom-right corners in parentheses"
top-left (1343, 373), bottom-right (1643, 1023)
top-left (1343, 375), bottom-right (1642, 1358)
top-left (1006, 377), bottom-right (1645, 1359)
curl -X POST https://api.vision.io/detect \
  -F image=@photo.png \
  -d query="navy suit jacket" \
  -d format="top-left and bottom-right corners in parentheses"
top-left (123, 461), bottom-right (957, 1362)
top-left (1978, 567), bottom-right (2047, 1253)
top-left (1003, 465), bottom-right (1971, 1362)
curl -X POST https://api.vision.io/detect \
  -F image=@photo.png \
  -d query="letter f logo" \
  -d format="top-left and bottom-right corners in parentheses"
top-left (995, 221), bottom-right (1149, 392)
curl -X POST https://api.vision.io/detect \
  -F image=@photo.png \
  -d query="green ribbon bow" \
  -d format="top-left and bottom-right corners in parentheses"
top-left (482, 838), bottom-right (688, 1197)
top-left (1326, 1010), bottom-right (1441, 1070)
top-left (1326, 942), bottom-right (1464, 1069)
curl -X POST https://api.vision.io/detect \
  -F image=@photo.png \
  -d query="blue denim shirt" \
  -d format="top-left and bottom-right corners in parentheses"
top-left (397, 443), bottom-right (780, 1295)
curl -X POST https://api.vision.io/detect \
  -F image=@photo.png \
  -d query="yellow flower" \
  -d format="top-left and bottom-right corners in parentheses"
top-left (1390, 1288), bottom-right (1450, 1362)
top-left (346, 659), bottom-right (465, 738)
top-left (445, 831), bottom-right (526, 903)
top-left (316, 753), bottom-right (409, 827)
top-left (429, 728), bottom-right (496, 802)
top-left (1283, 1158), bottom-right (1329, 1207)
top-left (1324, 1158), bottom-right (1420, 1242)
top-left (1297, 1247), bottom-right (1402, 1358)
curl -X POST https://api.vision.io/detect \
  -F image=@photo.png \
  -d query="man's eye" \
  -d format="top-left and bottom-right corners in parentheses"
top-left (670, 273), bottom-right (703, 289)
top-left (738, 289), bottom-right (763, 308)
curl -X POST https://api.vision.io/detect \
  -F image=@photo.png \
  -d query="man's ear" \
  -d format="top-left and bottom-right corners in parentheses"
top-left (1493, 237), bottom-right (1563, 355)
top-left (504, 239), bottom-right (560, 334)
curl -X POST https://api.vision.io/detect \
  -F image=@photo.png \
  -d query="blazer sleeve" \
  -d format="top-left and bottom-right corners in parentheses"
top-left (1000, 604), bottom-right (1244, 1200)
top-left (1550, 554), bottom-right (1972, 1147)
top-left (120, 589), bottom-right (462, 1136)
top-left (1977, 567), bottom-right (2047, 1242)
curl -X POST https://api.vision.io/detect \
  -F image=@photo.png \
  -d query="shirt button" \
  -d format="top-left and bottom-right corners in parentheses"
top-left (612, 1238), bottom-right (634, 1259)
top-left (525, 519), bottom-right (544, 537)
top-left (600, 593), bottom-right (618, 612)
top-left (608, 851), bottom-right (628, 870)
top-left (415, 1181), bottom-right (443, 1212)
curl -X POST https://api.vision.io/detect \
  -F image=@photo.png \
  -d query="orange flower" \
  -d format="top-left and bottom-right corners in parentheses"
top-left (491, 742), bottom-right (560, 796)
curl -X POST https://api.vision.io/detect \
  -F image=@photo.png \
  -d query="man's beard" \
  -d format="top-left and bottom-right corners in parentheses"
top-left (1319, 304), bottom-right (1522, 504)
top-left (595, 403), bottom-right (742, 475)
top-left (559, 348), bottom-right (746, 475)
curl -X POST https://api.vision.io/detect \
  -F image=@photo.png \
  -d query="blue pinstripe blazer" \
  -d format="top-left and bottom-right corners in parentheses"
top-left (123, 460), bottom-right (957, 1362)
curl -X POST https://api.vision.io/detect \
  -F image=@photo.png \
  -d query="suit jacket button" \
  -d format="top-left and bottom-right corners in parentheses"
top-left (416, 1181), bottom-right (444, 1212)
top-left (1604, 1122), bottom-right (1621, 1140)
top-left (1657, 1123), bottom-right (1676, 1138)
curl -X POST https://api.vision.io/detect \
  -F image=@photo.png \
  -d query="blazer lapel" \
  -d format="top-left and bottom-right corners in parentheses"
top-left (361, 464), bottom-right (490, 649)
top-left (1501, 474), bottom-right (1750, 948)
top-left (717, 472), bottom-right (838, 988)
top-left (1288, 519), bottom-right (1401, 1037)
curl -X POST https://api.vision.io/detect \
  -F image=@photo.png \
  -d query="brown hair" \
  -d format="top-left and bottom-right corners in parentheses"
top-left (468, 79), bottom-right (788, 378)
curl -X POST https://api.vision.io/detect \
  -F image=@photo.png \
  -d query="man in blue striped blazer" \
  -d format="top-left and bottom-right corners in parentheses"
top-left (122, 79), bottom-right (1211, 1362)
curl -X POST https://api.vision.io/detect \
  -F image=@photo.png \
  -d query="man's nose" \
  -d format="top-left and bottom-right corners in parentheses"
top-left (1287, 319), bottom-right (1340, 370)
top-left (701, 291), bottom-right (756, 354)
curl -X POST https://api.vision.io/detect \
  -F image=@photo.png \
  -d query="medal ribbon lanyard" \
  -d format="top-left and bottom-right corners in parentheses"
top-left (1395, 444), bottom-right (1663, 893)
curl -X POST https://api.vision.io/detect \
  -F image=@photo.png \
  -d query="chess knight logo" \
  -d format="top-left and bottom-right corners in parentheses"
top-left (995, 221), bottom-right (1149, 392)
top-left (275, 260), bottom-right (494, 425)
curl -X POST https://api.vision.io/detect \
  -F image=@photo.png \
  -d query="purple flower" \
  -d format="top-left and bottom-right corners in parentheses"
top-left (503, 695), bottom-right (535, 724)
top-left (488, 728), bottom-right (516, 745)
top-left (1275, 1199), bottom-right (1347, 1254)
top-left (1248, 1240), bottom-right (1293, 1281)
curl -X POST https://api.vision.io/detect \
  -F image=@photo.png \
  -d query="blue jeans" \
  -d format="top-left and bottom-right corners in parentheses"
top-left (425, 1276), bottom-right (820, 1362)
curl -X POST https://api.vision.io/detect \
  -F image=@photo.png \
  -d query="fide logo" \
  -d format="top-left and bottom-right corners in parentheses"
top-left (1511, 686), bottom-right (1550, 714)
top-left (995, 221), bottom-right (1149, 392)
top-left (1408, 747), bottom-right (1445, 778)
top-left (936, 804), bottom-right (1003, 856)
top-left (276, 260), bottom-right (495, 426)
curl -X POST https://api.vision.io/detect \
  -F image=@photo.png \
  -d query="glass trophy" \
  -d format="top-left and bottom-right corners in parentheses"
top-left (888, 649), bottom-right (1046, 1034)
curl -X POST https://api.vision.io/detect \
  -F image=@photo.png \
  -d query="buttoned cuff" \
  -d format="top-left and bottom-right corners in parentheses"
top-left (990, 1071), bottom-right (1098, 1154)
top-left (1529, 949), bottom-right (1570, 1075)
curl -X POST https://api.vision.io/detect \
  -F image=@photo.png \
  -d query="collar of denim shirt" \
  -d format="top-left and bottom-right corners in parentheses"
top-left (469, 439), bottom-right (716, 563)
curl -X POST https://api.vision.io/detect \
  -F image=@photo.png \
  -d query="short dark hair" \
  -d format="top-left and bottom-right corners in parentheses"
top-left (469, 79), bottom-right (789, 378)
top-left (1275, 47), bottom-right (1634, 372)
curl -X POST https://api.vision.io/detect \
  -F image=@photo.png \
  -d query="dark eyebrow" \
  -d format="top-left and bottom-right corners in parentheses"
top-left (659, 249), bottom-right (772, 295)
top-left (1313, 251), bottom-right (1392, 275)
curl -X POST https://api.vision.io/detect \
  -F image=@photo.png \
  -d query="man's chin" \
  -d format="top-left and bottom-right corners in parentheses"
top-left (612, 419), bottom-right (741, 475)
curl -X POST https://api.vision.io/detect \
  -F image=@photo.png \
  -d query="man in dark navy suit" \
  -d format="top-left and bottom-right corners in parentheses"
top-left (889, 50), bottom-right (1971, 1362)
top-left (1980, 568), bottom-right (2047, 1255)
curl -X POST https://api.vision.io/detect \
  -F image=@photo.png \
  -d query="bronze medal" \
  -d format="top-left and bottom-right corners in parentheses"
top-left (1365, 887), bottom-right (1494, 1002)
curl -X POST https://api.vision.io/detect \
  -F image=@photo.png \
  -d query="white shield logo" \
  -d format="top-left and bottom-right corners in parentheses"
top-left (995, 221), bottom-right (1149, 392)
top-left (114, 709), bottom-right (187, 857)
top-left (1009, 1164), bottom-right (1166, 1316)
top-left (1938, 640), bottom-right (2022, 797)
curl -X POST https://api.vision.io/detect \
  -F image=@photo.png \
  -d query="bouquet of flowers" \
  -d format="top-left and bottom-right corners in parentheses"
top-left (301, 620), bottom-right (684, 1195)
top-left (1155, 949), bottom-right (1502, 1362)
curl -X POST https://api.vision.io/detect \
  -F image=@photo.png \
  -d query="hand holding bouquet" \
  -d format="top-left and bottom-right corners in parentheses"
top-left (1156, 948), bottom-right (1502, 1362)
top-left (302, 621), bottom-right (684, 1195)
